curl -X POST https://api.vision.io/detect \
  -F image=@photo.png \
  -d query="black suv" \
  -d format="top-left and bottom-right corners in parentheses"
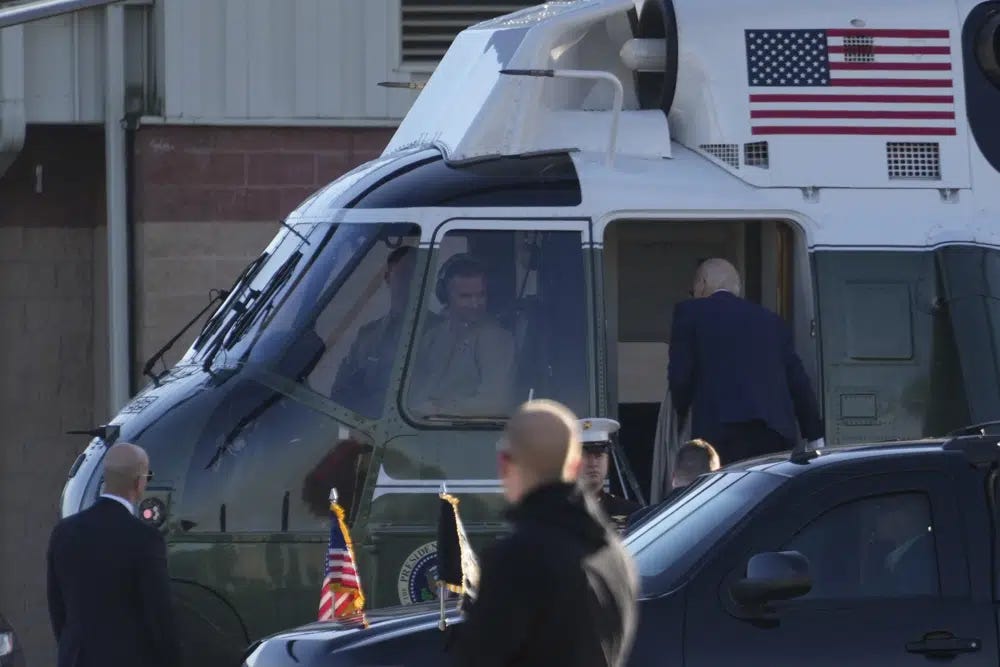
top-left (243, 436), bottom-right (1000, 666)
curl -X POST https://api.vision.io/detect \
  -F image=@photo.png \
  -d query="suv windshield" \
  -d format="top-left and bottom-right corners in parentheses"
top-left (624, 471), bottom-right (784, 594)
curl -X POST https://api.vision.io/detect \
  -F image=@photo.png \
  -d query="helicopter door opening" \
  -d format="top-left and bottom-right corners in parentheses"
top-left (602, 219), bottom-right (806, 502)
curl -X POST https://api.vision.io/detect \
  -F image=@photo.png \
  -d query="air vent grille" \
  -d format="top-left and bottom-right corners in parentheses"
top-left (843, 35), bottom-right (875, 63)
top-left (401, 2), bottom-right (538, 67)
top-left (744, 141), bottom-right (770, 168)
top-left (700, 144), bottom-right (740, 169)
top-left (887, 142), bottom-right (941, 180)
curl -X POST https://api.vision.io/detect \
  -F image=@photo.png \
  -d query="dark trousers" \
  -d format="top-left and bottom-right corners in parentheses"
top-left (713, 420), bottom-right (792, 465)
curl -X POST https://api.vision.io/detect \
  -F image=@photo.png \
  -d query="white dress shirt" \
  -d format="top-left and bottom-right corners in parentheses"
top-left (100, 493), bottom-right (135, 515)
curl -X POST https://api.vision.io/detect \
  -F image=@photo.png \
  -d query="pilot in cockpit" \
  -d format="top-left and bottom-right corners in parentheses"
top-left (408, 253), bottom-right (515, 418)
top-left (330, 245), bottom-right (418, 416)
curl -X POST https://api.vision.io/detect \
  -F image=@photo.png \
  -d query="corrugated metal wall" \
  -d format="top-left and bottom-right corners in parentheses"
top-left (160, 0), bottom-right (415, 123)
top-left (19, 0), bottom-right (423, 125)
top-left (23, 9), bottom-right (105, 123)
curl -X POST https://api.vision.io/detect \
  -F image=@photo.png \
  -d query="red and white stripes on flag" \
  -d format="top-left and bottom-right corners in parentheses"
top-left (318, 549), bottom-right (362, 620)
top-left (318, 501), bottom-right (366, 624)
top-left (745, 28), bottom-right (956, 136)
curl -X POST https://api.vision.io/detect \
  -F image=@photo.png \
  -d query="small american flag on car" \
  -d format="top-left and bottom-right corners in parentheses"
top-left (318, 492), bottom-right (367, 624)
top-left (745, 28), bottom-right (955, 136)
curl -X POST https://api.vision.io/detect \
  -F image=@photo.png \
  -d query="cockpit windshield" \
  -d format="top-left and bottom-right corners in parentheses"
top-left (404, 227), bottom-right (592, 422)
top-left (192, 221), bottom-right (323, 368)
top-left (247, 221), bottom-right (423, 418)
top-left (191, 216), bottom-right (593, 428)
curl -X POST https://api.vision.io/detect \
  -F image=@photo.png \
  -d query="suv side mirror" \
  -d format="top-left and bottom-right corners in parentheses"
top-left (730, 551), bottom-right (812, 610)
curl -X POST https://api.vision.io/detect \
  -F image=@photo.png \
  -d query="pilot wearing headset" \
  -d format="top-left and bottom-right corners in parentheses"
top-left (330, 245), bottom-right (419, 416)
top-left (408, 253), bottom-right (515, 418)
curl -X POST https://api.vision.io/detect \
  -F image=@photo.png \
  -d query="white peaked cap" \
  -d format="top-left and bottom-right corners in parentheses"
top-left (578, 417), bottom-right (621, 444)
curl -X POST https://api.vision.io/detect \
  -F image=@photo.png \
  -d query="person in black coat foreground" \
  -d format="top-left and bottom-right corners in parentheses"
top-left (47, 443), bottom-right (179, 667)
top-left (452, 400), bottom-right (639, 667)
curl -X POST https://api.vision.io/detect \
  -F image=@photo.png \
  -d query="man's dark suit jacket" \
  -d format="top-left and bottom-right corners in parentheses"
top-left (668, 291), bottom-right (823, 450)
top-left (47, 496), bottom-right (180, 667)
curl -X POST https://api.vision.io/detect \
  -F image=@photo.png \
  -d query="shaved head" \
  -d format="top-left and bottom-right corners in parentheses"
top-left (499, 400), bottom-right (582, 502)
top-left (694, 258), bottom-right (742, 298)
top-left (102, 442), bottom-right (150, 498)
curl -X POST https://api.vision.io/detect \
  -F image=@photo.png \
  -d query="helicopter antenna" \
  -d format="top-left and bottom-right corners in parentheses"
top-left (377, 81), bottom-right (426, 91)
top-left (499, 68), bottom-right (624, 168)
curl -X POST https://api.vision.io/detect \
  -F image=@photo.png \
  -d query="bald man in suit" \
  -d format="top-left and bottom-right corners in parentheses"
top-left (47, 443), bottom-right (180, 667)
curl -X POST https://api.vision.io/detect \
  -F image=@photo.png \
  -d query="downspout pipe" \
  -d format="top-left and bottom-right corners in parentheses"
top-left (0, 0), bottom-right (125, 29)
top-left (0, 23), bottom-right (26, 180)
top-left (105, 3), bottom-right (130, 412)
top-left (124, 110), bottom-right (140, 398)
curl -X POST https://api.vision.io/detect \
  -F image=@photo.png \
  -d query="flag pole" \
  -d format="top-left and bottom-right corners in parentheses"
top-left (438, 482), bottom-right (448, 631)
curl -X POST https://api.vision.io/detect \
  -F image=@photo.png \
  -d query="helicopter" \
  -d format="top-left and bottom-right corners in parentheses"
top-left (59, 0), bottom-right (1000, 664)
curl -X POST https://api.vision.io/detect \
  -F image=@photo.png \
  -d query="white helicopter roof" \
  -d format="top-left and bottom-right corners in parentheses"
top-left (292, 0), bottom-right (1000, 252)
top-left (386, 0), bottom-right (671, 163)
top-left (386, 0), bottom-right (987, 194)
top-left (290, 139), bottom-right (999, 252)
top-left (570, 147), bottom-right (997, 249)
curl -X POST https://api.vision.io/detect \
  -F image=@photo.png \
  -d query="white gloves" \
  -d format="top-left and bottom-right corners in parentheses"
top-left (807, 438), bottom-right (826, 449)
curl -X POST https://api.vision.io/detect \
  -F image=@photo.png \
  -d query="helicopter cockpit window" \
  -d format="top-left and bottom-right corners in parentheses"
top-left (404, 229), bottom-right (591, 422)
top-left (195, 222), bottom-right (320, 367)
top-left (261, 223), bottom-right (423, 418)
top-left (176, 379), bottom-right (375, 533)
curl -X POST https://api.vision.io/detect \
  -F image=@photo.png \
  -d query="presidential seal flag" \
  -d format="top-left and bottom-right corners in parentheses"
top-left (436, 492), bottom-right (480, 603)
top-left (318, 490), bottom-right (367, 625)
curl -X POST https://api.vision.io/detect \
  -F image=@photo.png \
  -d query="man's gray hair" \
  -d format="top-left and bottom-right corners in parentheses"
top-left (696, 258), bottom-right (743, 297)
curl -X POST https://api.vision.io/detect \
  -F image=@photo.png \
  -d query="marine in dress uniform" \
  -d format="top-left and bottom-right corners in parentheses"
top-left (579, 418), bottom-right (641, 532)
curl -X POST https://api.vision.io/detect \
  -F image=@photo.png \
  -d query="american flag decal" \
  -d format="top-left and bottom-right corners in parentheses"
top-left (318, 500), bottom-right (367, 624)
top-left (746, 29), bottom-right (956, 136)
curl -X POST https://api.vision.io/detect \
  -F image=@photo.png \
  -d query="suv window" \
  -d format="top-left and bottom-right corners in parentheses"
top-left (625, 472), bottom-right (783, 593)
top-left (784, 492), bottom-right (938, 600)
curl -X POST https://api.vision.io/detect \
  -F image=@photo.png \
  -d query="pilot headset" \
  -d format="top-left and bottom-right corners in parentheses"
top-left (434, 253), bottom-right (487, 306)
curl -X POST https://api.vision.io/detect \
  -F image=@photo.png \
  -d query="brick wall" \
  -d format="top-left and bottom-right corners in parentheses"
top-left (133, 126), bottom-right (395, 377)
top-left (0, 125), bottom-right (105, 667)
top-left (0, 123), bottom-right (395, 666)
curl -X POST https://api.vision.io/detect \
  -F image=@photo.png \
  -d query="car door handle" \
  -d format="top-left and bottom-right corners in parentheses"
top-left (906, 631), bottom-right (981, 657)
